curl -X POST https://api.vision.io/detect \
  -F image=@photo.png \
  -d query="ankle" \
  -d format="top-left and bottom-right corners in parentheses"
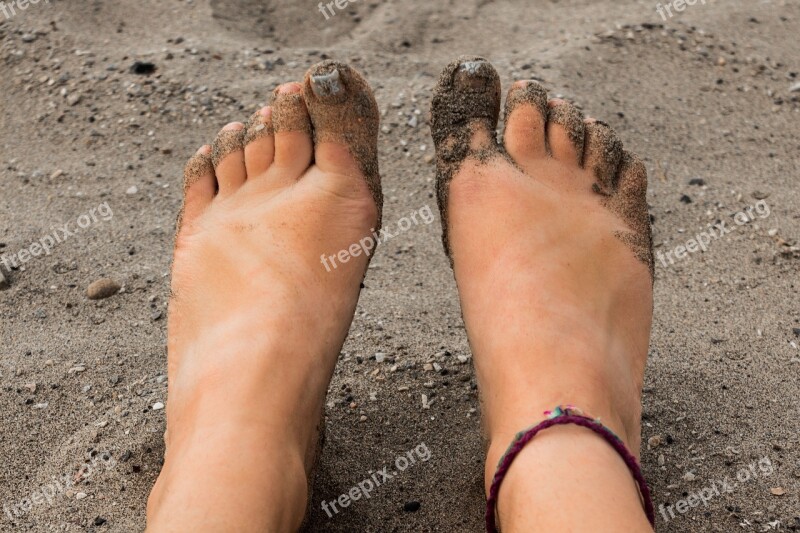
top-left (149, 424), bottom-right (309, 532)
top-left (486, 425), bottom-right (653, 532)
top-left (485, 396), bottom-right (639, 460)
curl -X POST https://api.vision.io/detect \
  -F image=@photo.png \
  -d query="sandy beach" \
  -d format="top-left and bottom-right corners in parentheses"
top-left (1, 0), bottom-right (798, 531)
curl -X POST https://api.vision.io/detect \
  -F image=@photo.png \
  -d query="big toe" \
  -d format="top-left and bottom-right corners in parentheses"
top-left (431, 57), bottom-right (502, 162)
top-left (302, 61), bottom-right (382, 211)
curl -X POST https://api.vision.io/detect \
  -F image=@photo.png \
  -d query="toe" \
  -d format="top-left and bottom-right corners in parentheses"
top-left (211, 122), bottom-right (246, 196)
top-left (546, 99), bottom-right (585, 165)
top-left (583, 120), bottom-right (624, 193)
top-left (614, 152), bottom-right (649, 222)
top-left (431, 56), bottom-right (502, 257)
top-left (270, 83), bottom-right (313, 180)
top-left (180, 145), bottom-right (216, 231)
top-left (244, 106), bottom-right (275, 179)
top-left (608, 151), bottom-right (654, 273)
top-left (302, 61), bottom-right (382, 208)
top-left (431, 57), bottom-right (502, 161)
top-left (502, 80), bottom-right (549, 166)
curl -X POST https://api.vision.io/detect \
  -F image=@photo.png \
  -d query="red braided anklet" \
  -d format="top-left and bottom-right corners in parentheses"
top-left (486, 405), bottom-right (655, 532)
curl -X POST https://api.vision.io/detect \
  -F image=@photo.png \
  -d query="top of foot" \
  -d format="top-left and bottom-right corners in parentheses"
top-left (148, 61), bottom-right (382, 532)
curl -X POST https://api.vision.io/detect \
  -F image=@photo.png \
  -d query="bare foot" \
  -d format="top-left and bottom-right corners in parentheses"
top-left (431, 57), bottom-right (654, 532)
top-left (146, 61), bottom-right (381, 532)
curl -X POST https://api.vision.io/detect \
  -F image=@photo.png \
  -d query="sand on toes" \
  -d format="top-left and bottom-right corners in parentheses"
top-left (429, 53), bottom-right (654, 480)
top-left (429, 55), bottom-right (656, 532)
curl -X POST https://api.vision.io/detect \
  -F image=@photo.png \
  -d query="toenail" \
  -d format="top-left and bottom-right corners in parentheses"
top-left (454, 59), bottom-right (494, 90)
top-left (196, 145), bottom-right (212, 155)
top-left (222, 122), bottom-right (245, 131)
top-left (244, 108), bottom-right (275, 145)
top-left (548, 98), bottom-right (566, 108)
top-left (459, 60), bottom-right (488, 75)
top-left (310, 68), bottom-right (343, 98)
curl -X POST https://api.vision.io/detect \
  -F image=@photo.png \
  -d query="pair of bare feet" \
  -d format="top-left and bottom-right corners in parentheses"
top-left (145, 58), bottom-right (655, 532)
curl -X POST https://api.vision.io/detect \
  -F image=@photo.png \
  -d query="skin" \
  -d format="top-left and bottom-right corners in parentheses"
top-left (435, 66), bottom-right (654, 532)
top-left (146, 60), bottom-right (654, 533)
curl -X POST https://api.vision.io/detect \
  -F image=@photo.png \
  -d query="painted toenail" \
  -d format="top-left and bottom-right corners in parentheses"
top-left (310, 68), bottom-right (343, 98)
top-left (259, 106), bottom-right (272, 118)
top-left (455, 60), bottom-right (493, 90)
top-left (459, 60), bottom-right (488, 75)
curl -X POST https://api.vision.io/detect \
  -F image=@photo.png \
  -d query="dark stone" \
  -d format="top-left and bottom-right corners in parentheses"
top-left (130, 62), bottom-right (156, 75)
top-left (403, 501), bottom-right (421, 513)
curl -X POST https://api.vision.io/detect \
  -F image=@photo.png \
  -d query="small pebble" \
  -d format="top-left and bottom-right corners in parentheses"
top-left (87, 278), bottom-right (121, 300)
top-left (152, 402), bottom-right (165, 411)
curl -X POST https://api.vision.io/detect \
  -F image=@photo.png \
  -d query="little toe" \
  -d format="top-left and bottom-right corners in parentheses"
top-left (607, 151), bottom-right (654, 275)
top-left (180, 145), bottom-right (216, 232)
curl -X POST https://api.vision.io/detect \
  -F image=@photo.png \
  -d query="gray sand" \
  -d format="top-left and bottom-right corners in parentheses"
top-left (1, 0), bottom-right (798, 532)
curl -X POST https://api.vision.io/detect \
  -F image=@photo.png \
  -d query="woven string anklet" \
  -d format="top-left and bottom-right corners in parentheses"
top-left (485, 405), bottom-right (656, 532)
